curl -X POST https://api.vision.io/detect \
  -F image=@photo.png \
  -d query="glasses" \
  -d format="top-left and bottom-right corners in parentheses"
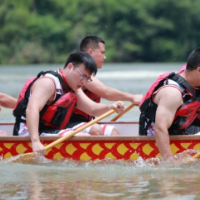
top-left (74, 65), bottom-right (92, 82)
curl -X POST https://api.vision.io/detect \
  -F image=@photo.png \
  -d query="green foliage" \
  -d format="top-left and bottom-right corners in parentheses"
top-left (0, 0), bottom-right (200, 64)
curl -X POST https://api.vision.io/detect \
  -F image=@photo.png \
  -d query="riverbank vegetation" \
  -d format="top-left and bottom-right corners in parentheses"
top-left (0, 0), bottom-right (199, 64)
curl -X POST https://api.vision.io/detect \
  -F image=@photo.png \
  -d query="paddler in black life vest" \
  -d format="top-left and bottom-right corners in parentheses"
top-left (13, 51), bottom-right (125, 156)
top-left (68, 35), bottom-right (143, 136)
top-left (139, 48), bottom-right (200, 160)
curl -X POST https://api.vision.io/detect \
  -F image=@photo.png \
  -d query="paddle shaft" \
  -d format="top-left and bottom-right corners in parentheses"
top-left (24, 110), bottom-right (116, 157)
top-left (9, 109), bottom-right (117, 163)
top-left (42, 109), bottom-right (116, 150)
top-left (191, 152), bottom-right (200, 159)
top-left (110, 104), bottom-right (135, 121)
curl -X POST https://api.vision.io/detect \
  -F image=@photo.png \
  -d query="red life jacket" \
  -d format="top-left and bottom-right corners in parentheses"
top-left (178, 64), bottom-right (187, 74)
top-left (13, 70), bottom-right (77, 131)
top-left (179, 64), bottom-right (200, 123)
top-left (69, 89), bottom-right (100, 122)
top-left (139, 72), bottom-right (200, 135)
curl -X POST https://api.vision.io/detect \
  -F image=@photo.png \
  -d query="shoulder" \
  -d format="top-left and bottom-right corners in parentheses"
top-left (154, 86), bottom-right (183, 107)
top-left (32, 77), bottom-right (55, 92)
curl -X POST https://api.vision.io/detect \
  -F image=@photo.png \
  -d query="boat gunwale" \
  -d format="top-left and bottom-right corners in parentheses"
top-left (1, 122), bottom-right (200, 142)
top-left (1, 135), bottom-right (200, 141)
top-left (0, 122), bottom-right (139, 125)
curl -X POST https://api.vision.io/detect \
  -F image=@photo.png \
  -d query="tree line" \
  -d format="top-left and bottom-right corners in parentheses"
top-left (0, 0), bottom-right (200, 64)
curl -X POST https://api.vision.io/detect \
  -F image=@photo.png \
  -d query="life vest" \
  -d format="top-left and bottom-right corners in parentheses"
top-left (139, 72), bottom-right (200, 135)
top-left (69, 89), bottom-right (100, 122)
top-left (178, 64), bottom-right (187, 74)
top-left (13, 70), bottom-right (77, 131)
top-left (179, 64), bottom-right (200, 123)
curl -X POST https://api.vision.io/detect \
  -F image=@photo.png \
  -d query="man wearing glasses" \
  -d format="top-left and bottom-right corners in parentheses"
top-left (68, 35), bottom-right (143, 136)
top-left (74, 65), bottom-right (93, 82)
top-left (13, 51), bottom-right (124, 155)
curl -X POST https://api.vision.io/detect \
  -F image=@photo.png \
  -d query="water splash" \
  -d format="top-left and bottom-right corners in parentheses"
top-left (1, 149), bottom-right (200, 171)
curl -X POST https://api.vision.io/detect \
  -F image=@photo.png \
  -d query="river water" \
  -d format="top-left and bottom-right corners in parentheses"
top-left (2, 63), bottom-right (200, 200)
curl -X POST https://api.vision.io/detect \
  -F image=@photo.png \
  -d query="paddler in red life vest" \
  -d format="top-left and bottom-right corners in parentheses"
top-left (67, 35), bottom-right (143, 136)
top-left (0, 92), bottom-right (17, 136)
top-left (13, 51), bottom-right (125, 156)
top-left (139, 48), bottom-right (200, 161)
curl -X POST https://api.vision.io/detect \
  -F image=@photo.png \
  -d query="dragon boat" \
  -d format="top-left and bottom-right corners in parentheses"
top-left (1, 122), bottom-right (200, 161)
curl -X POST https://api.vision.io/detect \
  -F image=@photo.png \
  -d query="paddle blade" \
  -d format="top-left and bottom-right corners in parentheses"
top-left (7, 153), bottom-right (36, 164)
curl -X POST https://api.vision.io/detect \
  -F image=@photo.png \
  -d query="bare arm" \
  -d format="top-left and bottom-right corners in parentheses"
top-left (154, 87), bottom-right (183, 160)
top-left (76, 88), bottom-right (124, 116)
top-left (0, 92), bottom-right (17, 109)
top-left (26, 78), bottom-right (55, 155)
top-left (84, 76), bottom-right (143, 105)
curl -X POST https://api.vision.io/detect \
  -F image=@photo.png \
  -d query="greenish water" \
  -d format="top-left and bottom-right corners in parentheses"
top-left (0, 157), bottom-right (200, 199)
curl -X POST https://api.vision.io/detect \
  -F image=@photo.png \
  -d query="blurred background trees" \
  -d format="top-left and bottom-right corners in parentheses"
top-left (0, 0), bottom-right (200, 64)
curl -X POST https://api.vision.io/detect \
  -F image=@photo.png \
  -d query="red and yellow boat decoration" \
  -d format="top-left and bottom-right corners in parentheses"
top-left (0, 122), bottom-right (200, 161)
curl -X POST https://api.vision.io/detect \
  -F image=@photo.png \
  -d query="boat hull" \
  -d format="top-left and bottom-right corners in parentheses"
top-left (1, 135), bottom-right (200, 161)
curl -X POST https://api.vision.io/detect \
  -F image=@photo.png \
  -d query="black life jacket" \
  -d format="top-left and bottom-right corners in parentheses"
top-left (69, 89), bottom-right (100, 122)
top-left (13, 70), bottom-right (77, 134)
top-left (139, 72), bottom-right (200, 135)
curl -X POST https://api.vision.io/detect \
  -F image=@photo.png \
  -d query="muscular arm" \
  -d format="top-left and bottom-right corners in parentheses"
top-left (0, 92), bottom-right (17, 109)
top-left (154, 87), bottom-right (183, 160)
top-left (84, 76), bottom-right (143, 105)
top-left (26, 78), bottom-right (55, 155)
top-left (76, 88), bottom-right (124, 116)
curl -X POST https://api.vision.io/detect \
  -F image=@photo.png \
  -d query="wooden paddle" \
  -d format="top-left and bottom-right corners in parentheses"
top-left (110, 104), bottom-right (135, 121)
top-left (192, 152), bottom-right (200, 159)
top-left (186, 151), bottom-right (200, 163)
top-left (9, 109), bottom-right (117, 163)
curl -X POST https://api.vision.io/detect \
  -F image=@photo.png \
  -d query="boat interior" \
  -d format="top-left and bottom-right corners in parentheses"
top-left (0, 122), bottom-right (139, 136)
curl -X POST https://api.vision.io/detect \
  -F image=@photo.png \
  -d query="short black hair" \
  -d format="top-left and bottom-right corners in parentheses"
top-left (186, 48), bottom-right (200, 71)
top-left (64, 51), bottom-right (97, 75)
top-left (80, 35), bottom-right (105, 52)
